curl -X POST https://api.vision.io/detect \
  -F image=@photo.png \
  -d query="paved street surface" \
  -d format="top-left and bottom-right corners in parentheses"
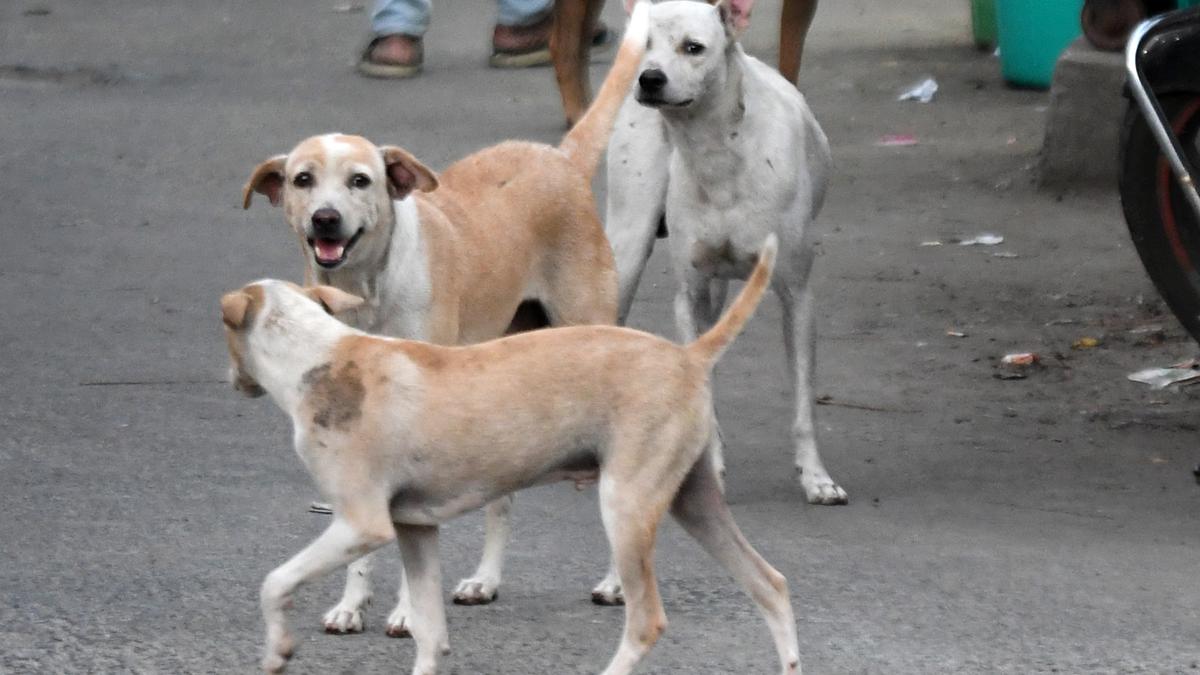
top-left (2, 1), bottom-right (1198, 673)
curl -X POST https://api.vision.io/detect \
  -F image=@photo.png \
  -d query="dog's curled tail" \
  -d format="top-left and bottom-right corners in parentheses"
top-left (688, 235), bottom-right (778, 367)
top-left (559, 1), bottom-right (650, 180)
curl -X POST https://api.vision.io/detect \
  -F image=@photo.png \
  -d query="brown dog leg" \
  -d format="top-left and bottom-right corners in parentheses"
top-left (778, 0), bottom-right (818, 85)
top-left (552, 0), bottom-right (607, 127)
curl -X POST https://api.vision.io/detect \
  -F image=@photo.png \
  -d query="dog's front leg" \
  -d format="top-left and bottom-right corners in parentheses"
top-left (774, 279), bottom-right (847, 505)
top-left (395, 523), bottom-right (450, 675)
top-left (261, 517), bottom-right (393, 673)
top-left (674, 276), bottom-right (730, 478)
top-left (607, 100), bottom-right (670, 324)
top-left (322, 553), bottom-right (374, 633)
top-left (451, 495), bottom-right (510, 605)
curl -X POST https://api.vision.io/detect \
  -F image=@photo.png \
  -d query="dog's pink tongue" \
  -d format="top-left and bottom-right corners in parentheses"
top-left (314, 239), bottom-right (346, 263)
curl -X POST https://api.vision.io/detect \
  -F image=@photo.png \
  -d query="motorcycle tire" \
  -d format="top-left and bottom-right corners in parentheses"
top-left (1119, 92), bottom-right (1200, 343)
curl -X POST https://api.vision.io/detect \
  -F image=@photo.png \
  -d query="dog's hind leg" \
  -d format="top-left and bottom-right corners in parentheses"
top-left (451, 495), bottom-right (512, 605)
top-left (322, 553), bottom-right (375, 634)
top-left (542, 207), bottom-right (620, 327)
top-left (670, 453), bottom-right (801, 675)
top-left (597, 473), bottom-right (672, 675)
top-left (774, 277), bottom-right (847, 505)
top-left (395, 523), bottom-right (450, 675)
top-left (261, 515), bottom-right (395, 672)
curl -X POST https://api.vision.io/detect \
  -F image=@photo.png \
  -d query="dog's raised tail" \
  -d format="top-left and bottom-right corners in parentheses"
top-left (689, 235), bottom-right (778, 367)
top-left (559, 1), bottom-right (650, 180)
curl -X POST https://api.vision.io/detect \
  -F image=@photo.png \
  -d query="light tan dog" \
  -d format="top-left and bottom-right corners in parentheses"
top-left (221, 235), bottom-right (800, 675)
top-left (239, 2), bottom-right (651, 637)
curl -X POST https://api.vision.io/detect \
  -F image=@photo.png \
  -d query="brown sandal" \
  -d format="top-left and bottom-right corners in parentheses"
top-left (357, 34), bottom-right (423, 79)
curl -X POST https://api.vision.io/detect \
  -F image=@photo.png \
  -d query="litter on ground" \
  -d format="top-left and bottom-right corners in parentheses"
top-left (1002, 352), bottom-right (1039, 366)
top-left (898, 77), bottom-right (938, 103)
top-left (1072, 337), bottom-right (1100, 350)
top-left (1127, 360), bottom-right (1200, 389)
top-left (959, 233), bottom-right (1004, 246)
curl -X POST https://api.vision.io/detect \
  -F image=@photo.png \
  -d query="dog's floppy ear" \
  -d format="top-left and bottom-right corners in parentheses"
top-left (711, 0), bottom-right (753, 36)
top-left (380, 146), bottom-right (439, 200)
top-left (305, 285), bottom-right (365, 315)
top-left (221, 291), bottom-right (254, 329)
top-left (242, 155), bottom-right (287, 209)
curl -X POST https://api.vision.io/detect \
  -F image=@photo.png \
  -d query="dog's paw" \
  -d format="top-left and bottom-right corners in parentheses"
top-left (261, 635), bottom-right (295, 673)
top-left (590, 577), bottom-right (625, 606)
top-left (322, 603), bottom-right (365, 634)
top-left (452, 577), bottom-right (499, 606)
top-left (385, 603), bottom-right (413, 638)
top-left (799, 473), bottom-right (848, 505)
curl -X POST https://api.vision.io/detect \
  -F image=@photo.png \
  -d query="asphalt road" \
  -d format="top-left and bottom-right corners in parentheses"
top-left (2, 1), bottom-right (1198, 673)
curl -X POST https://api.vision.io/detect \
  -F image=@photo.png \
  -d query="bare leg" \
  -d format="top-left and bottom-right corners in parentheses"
top-left (395, 523), bottom-right (450, 675)
top-left (452, 495), bottom-right (512, 604)
top-left (261, 518), bottom-right (393, 673)
top-left (778, 0), bottom-right (819, 85)
top-left (671, 453), bottom-right (801, 675)
top-left (775, 280), bottom-right (846, 505)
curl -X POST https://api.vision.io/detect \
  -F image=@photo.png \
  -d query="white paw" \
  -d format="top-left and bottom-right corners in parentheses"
top-left (452, 577), bottom-right (499, 605)
top-left (385, 602), bottom-right (413, 638)
top-left (322, 602), bottom-right (365, 634)
top-left (590, 577), bottom-right (625, 606)
top-left (799, 472), bottom-right (848, 505)
top-left (261, 634), bottom-right (294, 673)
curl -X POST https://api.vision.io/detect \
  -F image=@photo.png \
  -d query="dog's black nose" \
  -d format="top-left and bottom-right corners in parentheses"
top-left (638, 69), bottom-right (667, 93)
top-left (311, 208), bottom-right (342, 236)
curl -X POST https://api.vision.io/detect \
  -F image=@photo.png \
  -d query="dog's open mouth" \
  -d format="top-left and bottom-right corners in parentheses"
top-left (308, 229), bottom-right (363, 268)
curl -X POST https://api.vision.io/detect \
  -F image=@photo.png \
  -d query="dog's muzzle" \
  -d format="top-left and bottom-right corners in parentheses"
top-left (307, 208), bottom-right (363, 269)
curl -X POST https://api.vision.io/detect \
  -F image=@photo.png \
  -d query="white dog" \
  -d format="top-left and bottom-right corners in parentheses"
top-left (604, 0), bottom-right (847, 506)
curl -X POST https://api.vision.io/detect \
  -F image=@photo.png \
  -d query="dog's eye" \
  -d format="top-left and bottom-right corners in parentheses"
top-left (350, 173), bottom-right (371, 189)
top-left (682, 40), bottom-right (705, 55)
top-left (293, 172), bottom-right (313, 188)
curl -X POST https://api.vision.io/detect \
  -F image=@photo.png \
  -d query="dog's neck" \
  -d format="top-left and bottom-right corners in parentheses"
top-left (308, 197), bottom-right (428, 335)
top-left (659, 45), bottom-right (750, 191)
top-left (250, 300), bottom-right (357, 413)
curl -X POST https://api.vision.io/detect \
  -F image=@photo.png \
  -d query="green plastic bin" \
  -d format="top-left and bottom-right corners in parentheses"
top-left (995, 0), bottom-right (1084, 89)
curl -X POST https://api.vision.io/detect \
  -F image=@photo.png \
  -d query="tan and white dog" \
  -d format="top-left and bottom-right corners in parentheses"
top-left (239, 3), bottom-right (650, 636)
top-left (220, 236), bottom-right (801, 675)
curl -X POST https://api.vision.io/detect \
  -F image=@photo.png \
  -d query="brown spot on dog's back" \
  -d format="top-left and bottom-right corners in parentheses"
top-left (303, 361), bottom-right (365, 430)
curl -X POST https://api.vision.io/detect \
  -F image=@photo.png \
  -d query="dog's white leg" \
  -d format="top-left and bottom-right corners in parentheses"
top-left (322, 553), bottom-right (373, 634)
top-left (597, 475), bottom-right (669, 675)
top-left (675, 277), bottom-right (730, 483)
top-left (452, 495), bottom-right (510, 605)
top-left (385, 565), bottom-right (414, 637)
top-left (607, 100), bottom-right (670, 324)
top-left (591, 559), bottom-right (625, 606)
top-left (261, 517), bottom-right (393, 673)
top-left (395, 523), bottom-right (450, 675)
top-left (670, 450), bottom-right (801, 675)
top-left (776, 280), bottom-right (847, 505)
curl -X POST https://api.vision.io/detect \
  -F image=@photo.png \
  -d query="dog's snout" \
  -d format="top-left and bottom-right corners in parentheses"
top-left (311, 208), bottom-right (342, 236)
top-left (638, 69), bottom-right (668, 93)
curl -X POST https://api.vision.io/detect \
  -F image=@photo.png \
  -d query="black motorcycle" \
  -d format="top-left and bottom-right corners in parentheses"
top-left (1119, 6), bottom-right (1200, 342)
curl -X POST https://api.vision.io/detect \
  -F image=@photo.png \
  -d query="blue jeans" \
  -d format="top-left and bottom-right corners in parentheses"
top-left (372, 0), bottom-right (552, 37)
